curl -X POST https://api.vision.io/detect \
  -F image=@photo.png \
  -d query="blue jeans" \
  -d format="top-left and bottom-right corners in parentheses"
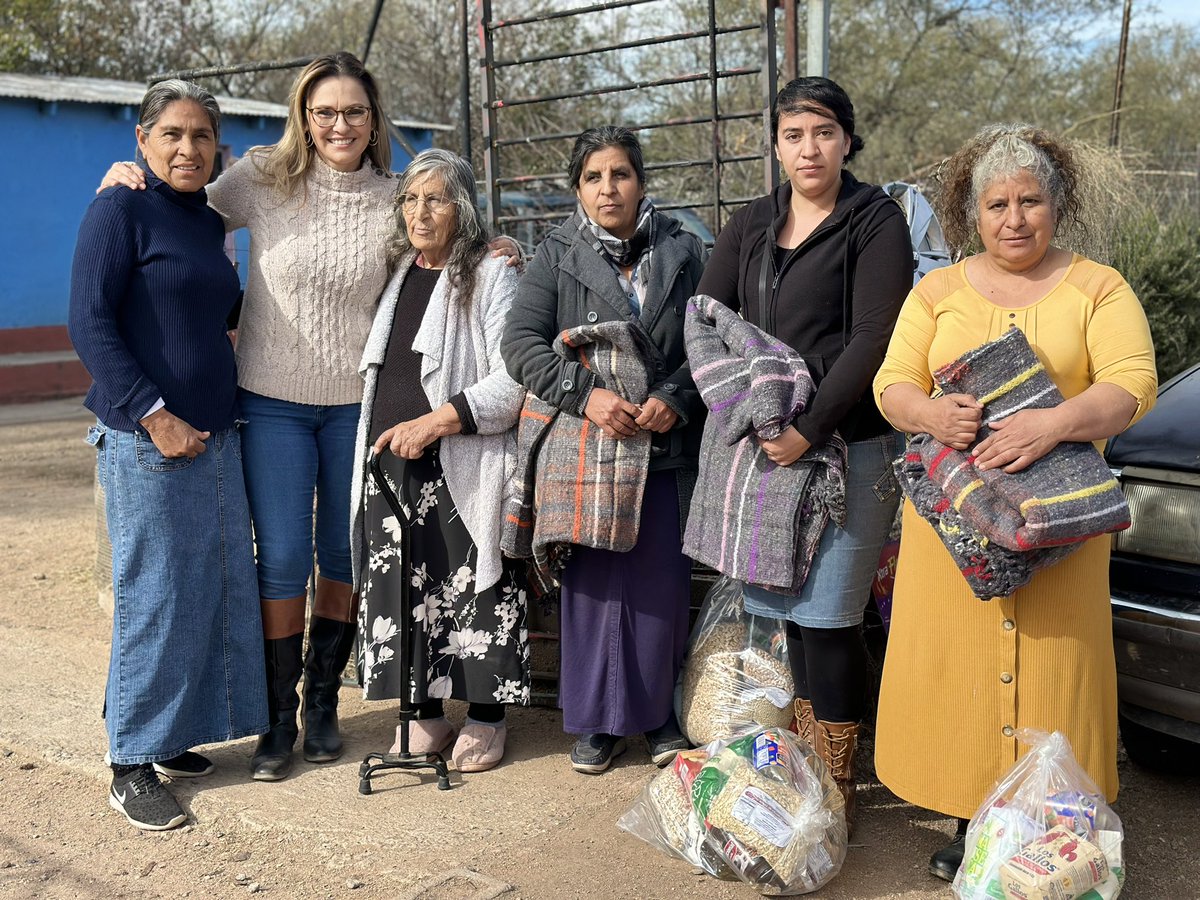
top-left (743, 431), bottom-right (901, 628)
top-left (237, 390), bottom-right (359, 598)
top-left (93, 423), bottom-right (267, 763)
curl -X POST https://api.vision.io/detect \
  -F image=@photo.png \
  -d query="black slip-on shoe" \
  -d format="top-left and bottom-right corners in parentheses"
top-left (569, 733), bottom-right (628, 774)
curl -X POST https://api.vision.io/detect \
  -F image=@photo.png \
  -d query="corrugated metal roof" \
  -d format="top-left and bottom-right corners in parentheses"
top-left (0, 72), bottom-right (451, 131)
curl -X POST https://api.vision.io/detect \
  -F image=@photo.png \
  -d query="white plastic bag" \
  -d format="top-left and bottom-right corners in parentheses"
top-left (619, 726), bottom-right (847, 895)
top-left (617, 746), bottom-right (728, 877)
top-left (953, 730), bottom-right (1124, 900)
top-left (692, 726), bottom-right (847, 895)
top-left (678, 576), bottom-right (794, 746)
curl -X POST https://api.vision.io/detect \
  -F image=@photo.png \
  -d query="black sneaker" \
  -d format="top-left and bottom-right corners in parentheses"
top-left (153, 751), bottom-right (214, 779)
top-left (109, 765), bottom-right (187, 831)
top-left (104, 750), bottom-right (214, 779)
top-left (645, 721), bottom-right (689, 767)
top-left (570, 733), bottom-right (627, 774)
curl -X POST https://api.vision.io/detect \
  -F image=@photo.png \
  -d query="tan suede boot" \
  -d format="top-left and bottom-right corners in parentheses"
top-left (814, 719), bottom-right (860, 836)
top-left (791, 697), bottom-right (816, 749)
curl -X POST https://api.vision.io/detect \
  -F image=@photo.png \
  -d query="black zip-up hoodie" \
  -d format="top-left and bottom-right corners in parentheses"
top-left (695, 172), bottom-right (913, 446)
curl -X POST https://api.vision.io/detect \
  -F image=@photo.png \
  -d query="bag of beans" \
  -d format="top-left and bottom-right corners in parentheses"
top-left (677, 576), bottom-right (795, 747)
top-left (953, 730), bottom-right (1125, 900)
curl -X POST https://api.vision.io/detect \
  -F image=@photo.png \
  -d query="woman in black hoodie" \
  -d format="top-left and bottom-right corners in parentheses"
top-left (694, 77), bottom-right (912, 830)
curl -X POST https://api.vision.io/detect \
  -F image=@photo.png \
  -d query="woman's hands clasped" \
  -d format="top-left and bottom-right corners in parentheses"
top-left (584, 388), bottom-right (679, 439)
top-left (925, 393), bottom-right (984, 450)
top-left (972, 408), bottom-right (1060, 473)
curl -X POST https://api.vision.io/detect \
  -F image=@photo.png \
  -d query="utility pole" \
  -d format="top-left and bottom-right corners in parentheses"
top-left (1109, 0), bottom-right (1133, 149)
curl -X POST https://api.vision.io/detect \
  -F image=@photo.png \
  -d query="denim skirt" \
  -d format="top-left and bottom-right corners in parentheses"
top-left (91, 424), bottom-right (268, 764)
top-left (742, 432), bottom-right (900, 628)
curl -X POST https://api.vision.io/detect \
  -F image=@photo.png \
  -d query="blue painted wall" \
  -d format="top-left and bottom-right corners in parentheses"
top-left (1, 96), bottom-right (430, 329)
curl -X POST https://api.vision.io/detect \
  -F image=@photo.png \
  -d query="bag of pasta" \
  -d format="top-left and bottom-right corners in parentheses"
top-left (690, 726), bottom-right (846, 895)
top-left (678, 576), bottom-right (794, 746)
top-left (953, 730), bottom-right (1125, 900)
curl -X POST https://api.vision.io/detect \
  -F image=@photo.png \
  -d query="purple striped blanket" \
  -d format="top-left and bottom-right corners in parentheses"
top-left (681, 295), bottom-right (847, 592)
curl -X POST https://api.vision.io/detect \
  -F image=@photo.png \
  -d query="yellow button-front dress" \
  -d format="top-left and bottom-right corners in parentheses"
top-left (871, 255), bottom-right (1158, 819)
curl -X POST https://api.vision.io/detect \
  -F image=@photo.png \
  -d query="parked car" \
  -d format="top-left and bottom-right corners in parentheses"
top-left (1104, 361), bottom-right (1200, 772)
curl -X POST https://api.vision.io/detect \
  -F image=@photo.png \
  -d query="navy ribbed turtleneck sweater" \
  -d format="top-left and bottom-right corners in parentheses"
top-left (68, 168), bottom-right (241, 433)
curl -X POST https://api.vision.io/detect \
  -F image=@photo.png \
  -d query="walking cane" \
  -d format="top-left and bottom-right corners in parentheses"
top-left (358, 449), bottom-right (452, 793)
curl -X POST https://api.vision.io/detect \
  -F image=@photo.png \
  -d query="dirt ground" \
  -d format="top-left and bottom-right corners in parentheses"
top-left (1, 407), bottom-right (1197, 900)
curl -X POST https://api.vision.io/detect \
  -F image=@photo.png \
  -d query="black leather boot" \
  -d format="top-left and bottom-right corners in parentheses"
top-left (302, 614), bottom-right (356, 763)
top-left (251, 633), bottom-right (303, 781)
top-left (929, 817), bottom-right (970, 882)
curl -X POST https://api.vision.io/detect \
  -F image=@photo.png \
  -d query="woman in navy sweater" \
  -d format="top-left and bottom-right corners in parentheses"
top-left (69, 80), bottom-right (267, 832)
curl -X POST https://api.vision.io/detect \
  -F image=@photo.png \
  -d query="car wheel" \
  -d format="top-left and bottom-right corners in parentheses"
top-left (1119, 713), bottom-right (1200, 774)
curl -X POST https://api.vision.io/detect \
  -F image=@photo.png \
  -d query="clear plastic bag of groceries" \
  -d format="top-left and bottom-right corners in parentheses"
top-left (678, 576), bottom-right (795, 747)
top-left (953, 729), bottom-right (1125, 900)
top-left (691, 726), bottom-right (847, 895)
top-left (617, 745), bottom-right (731, 877)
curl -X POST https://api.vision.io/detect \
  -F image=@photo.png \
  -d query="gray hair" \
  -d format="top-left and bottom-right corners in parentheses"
top-left (138, 79), bottom-right (222, 141)
top-left (386, 149), bottom-right (490, 299)
top-left (967, 124), bottom-right (1066, 229)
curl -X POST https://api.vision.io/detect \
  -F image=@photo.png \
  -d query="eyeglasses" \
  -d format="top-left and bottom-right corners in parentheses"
top-left (306, 106), bottom-right (371, 127)
top-left (399, 193), bottom-right (452, 214)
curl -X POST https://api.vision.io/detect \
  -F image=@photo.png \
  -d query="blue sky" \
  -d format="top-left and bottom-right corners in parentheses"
top-left (1144, 0), bottom-right (1200, 27)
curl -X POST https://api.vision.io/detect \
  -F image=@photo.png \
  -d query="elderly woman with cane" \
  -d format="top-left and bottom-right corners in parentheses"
top-left (70, 80), bottom-right (266, 831)
top-left (351, 149), bottom-right (530, 774)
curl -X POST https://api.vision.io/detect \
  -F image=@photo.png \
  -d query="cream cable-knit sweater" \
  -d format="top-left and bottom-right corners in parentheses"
top-left (207, 152), bottom-right (397, 406)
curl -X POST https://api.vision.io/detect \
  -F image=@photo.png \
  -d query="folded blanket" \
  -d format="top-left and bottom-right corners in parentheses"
top-left (682, 295), bottom-right (847, 592)
top-left (896, 437), bottom-right (1078, 599)
top-left (898, 327), bottom-right (1130, 598)
top-left (924, 327), bottom-right (1129, 550)
top-left (501, 320), bottom-right (655, 591)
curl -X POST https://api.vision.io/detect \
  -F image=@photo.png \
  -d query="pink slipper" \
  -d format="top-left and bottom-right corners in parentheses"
top-left (451, 721), bottom-right (507, 773)
top-left (390, 717), bottom-right (455, 755)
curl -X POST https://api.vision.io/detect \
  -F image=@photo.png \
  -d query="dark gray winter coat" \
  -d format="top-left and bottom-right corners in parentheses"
top-left (501, 211), bottom-right (707, 473)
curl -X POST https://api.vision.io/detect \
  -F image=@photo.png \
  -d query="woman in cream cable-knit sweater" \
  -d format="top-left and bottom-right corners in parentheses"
top-left (103, 53), bottom-right (406, 781)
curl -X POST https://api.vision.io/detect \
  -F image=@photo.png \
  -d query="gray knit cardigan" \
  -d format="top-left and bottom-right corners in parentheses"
top-left (349, 252), bottom-right (524, 594)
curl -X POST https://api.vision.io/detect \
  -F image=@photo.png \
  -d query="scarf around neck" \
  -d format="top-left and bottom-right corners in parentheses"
top-left (576, 197), bottom-right (655, 270)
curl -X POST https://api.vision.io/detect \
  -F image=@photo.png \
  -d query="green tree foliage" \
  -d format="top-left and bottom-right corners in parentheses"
top-left (1112, 210), bottom-right (1200, 380)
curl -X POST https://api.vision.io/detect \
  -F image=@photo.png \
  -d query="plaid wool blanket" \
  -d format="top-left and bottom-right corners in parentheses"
top-left (681, 295), bottom-right (847, 592)
top-left (898, 326), bottom-right (1130, 598)
top-left (501, 321), bottom-right (656, 590)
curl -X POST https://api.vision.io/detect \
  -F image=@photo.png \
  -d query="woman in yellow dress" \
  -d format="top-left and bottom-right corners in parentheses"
top-left (871, 124), bottom-right (1158, 882)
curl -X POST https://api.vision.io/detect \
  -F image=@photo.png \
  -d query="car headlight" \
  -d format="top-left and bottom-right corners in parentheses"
top-left (1113, 467), bottom-right (1200, 565)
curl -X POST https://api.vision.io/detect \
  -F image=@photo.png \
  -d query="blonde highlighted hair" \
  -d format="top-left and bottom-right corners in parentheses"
top-left (250, 51), bottom-right (392, 201)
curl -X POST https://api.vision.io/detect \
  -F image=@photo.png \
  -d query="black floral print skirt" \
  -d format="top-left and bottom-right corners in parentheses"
top-left (358, 445), bottom-right (530, 706)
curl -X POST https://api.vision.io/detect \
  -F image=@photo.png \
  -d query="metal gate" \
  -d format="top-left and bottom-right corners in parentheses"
top-left (476, 0), bottom-right (783, 247)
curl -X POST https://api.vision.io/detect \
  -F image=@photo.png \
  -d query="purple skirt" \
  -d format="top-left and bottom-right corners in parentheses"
top-left (557, 470), bottom-right (692, 736)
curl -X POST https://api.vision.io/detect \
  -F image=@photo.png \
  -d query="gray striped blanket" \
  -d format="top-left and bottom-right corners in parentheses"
top-left (501, 320), bottom-right (656, 591)
top-left (681, 295), bottom-right (847, 592)
top-left (898, 326), bottom-right (1130, 598)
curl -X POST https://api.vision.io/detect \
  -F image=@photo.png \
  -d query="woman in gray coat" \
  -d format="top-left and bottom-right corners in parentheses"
top-left (502, 126), bottom-right (706, 773)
